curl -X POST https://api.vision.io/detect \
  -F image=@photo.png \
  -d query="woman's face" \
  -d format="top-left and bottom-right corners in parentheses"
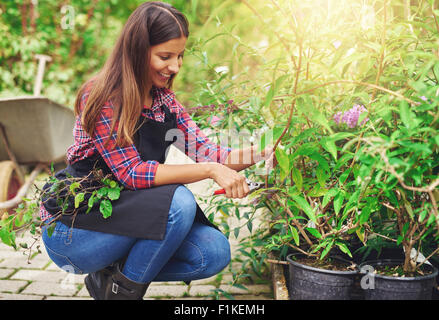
top-left (148, 36), bottom-right (187, 89)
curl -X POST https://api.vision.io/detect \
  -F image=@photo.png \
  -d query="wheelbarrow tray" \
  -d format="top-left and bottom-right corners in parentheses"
top-left (0, 96), bottom-right (75, 165)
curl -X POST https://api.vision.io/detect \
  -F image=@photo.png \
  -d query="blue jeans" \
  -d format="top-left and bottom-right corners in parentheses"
top-left (42, 186), bottom-right (231, 283)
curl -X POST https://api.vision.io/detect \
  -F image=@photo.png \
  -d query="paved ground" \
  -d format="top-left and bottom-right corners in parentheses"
top-left (0, 147), bottom-right (273, 300)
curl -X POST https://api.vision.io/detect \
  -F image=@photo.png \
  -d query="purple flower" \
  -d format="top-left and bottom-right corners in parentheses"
top-left (333, 104), bottom-right (369, 128)
top-left (333, 112), bottom-right (343, 125)
top-left (420, 96), bottom-right (428, 101)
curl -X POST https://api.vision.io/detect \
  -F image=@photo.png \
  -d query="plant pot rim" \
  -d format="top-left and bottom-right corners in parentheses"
top-left (358, 259), bottom-right (439, 281)
top-left (286, 253), bottom-right (358, 275)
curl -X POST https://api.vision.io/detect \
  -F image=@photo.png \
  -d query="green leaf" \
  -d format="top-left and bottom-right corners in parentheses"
top-left (108, 188), bottom-right (121, 201)
top-left (359, 205), bottom-right (371, 225)
top-left (305, 227), bottom-right (322, 239)
top-left (336, 242), bottom-right (352, 258)
top-left (97, 187), bottom-right (108, 199)
top-left (275, 147), bottom-right (290, 181)
top-left (339, 168), bottom-right (351, 184)
top-left (265, 87), bottom-right (275, 108)
top-left (0, 227), bottom-right (15, 248)
top-left (316, 167), bottom-right (328, 187)
top-left (290, 194), bottom-right (317, 223)
top-left (247, 220), bottom-right (253, 233)
top-left (329, 132), bottom-right (355, 142)
top-left (74, 193), bottom-right (85, 209)
top-left (399, 101), bottom-right (419, 130)
top-left (320, 239), bottom-right (334, 259)
top-left (99, 199), bottom-right (113, 219)
top-left (333, 192), bottom-right (345, 215)
top-left (291, 167), bottom-right (303, 191)
top-left (87, 192), bottom-right (97, 214)
top-left (69, 182), bottom-right (80, 196)
top-left (234, 227), bottom-right (240, 239)
top-left (308, 184), bottom-right (328, 197)
top-left (320, 137), bottom-right (337, 161)
top-left (427, 213), bottom-right (436, 226)
top-left (322, 188), bottom-right (338, 208)
top-left (290, 226), bottom-right (300, 246)
top-left (403, 201), bottom-right (414, 220)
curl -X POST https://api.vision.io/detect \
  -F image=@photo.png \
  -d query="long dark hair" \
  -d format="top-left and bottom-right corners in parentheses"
top-left (75, 1), bottom-right (189, 147)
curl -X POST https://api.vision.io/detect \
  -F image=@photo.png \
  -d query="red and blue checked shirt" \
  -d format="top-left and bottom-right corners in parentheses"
top-left (40, 86), bottom-right (232, 221)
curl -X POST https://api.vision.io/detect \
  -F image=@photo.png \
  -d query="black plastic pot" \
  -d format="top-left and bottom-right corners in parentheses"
top-left (286, 253), bottom-right (359, 300)
top-left (359, 259), bottom-right (439, 300)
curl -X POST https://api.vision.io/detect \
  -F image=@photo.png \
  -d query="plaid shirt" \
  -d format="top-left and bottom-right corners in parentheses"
top-left (40, 86), bottom-right (232, 221)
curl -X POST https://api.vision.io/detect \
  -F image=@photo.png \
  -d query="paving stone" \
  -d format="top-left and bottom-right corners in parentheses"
top-left (0, 293), bottom-right (44, 300)
top-left (0, 249), bottom-right (29, 259)
top-left (189, 284), bottom-right (217, 296)
top-left (245, 284), bottom-right (272, 295)
top-left (0, 255), bottom-right (48, 269)
top-left (0, 280), bottom-right (29, 293)
top-left (145, 284), bottom-right (189, 298)
top-left (76, 285), bottom-right (91, 298)
top-left (189, 275), bottom-right (218, 286)
top-left (218, 284), bottom-right (250, 295)
top-left (20, 281), bottom-right (79, 296)
top-left (0, 269), bottom-right (15, 279)
top-left (45, 261), bottom-right (64, 271)
top-left (11, 270), bottom-right (69, 283)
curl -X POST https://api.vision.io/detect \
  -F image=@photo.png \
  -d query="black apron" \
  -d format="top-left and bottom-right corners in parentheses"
top-left (42, 104), bottom-right (218, 240)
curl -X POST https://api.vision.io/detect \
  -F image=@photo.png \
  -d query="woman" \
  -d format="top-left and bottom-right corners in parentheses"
top-left (41, 1), bottom-right (273, 300)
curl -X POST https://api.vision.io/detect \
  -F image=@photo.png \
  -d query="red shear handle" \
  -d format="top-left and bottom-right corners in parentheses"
top-left (214, 189), bottom-right (226, 195)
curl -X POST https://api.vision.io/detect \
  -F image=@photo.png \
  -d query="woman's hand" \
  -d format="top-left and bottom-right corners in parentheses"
top-left (209, 163), bottom-right (250, 199)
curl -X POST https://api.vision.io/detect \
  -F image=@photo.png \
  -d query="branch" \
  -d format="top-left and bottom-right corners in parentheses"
top-left (272, 193), bottom-right (313, 246)
top-left (295, 80), bottom-right (420, 106)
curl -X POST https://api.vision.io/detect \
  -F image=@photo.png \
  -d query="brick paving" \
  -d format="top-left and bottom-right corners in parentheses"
top-left (0, 147), bottom-right (273, 300)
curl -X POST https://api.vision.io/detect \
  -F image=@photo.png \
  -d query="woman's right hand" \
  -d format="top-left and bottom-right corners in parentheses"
top-left (208, 163), bottom-right (250, 199)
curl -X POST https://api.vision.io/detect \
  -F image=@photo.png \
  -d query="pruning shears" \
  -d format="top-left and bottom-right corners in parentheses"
top-left (213, 179), bottom-right (273, 196)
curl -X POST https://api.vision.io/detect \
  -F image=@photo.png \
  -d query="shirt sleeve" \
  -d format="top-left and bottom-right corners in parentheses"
top-left (172, 99), bottom-right (232, 164)
top-left (92, 103), bottom-right (159, 190)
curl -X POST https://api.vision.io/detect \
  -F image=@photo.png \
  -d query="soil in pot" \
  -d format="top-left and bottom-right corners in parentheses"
top-left (286, 253), bottom-right (359, 300)
top-left (359, 259), bottom-right (439, 300)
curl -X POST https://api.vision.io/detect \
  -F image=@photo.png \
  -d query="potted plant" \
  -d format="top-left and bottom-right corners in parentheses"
top-left (252, 101), bottom-right (372, 300)
top-left (353, 87), bottom-right (439, 300)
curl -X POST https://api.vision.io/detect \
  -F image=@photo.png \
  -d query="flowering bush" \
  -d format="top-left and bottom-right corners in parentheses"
top-left (187, 0), bottom-right (439, 277)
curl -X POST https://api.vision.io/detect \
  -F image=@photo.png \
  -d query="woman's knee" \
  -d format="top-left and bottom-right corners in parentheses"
top-left (212, 234), bottom-right (231, 271)
top-left (198, 228), bottom-right (231, 275)
top-left (169, 185), bottom-right (197, 224)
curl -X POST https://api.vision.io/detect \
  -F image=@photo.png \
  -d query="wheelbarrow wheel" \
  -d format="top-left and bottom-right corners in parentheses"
top-left (0, 160), bottom-right (23, 216)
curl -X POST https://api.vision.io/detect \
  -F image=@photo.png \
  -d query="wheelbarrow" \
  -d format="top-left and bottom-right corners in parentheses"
top-left (0, 54), bottom-right (75, 214)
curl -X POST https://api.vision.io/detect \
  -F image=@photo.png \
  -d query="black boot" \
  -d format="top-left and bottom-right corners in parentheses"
top-left (85, 262), bottom-right (150, 300)
top-left (84, 264), bottom-right (115, 300)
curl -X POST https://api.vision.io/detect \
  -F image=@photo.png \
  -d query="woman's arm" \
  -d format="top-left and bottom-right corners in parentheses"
top-left (154, 162), bottom-right (250, 199)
